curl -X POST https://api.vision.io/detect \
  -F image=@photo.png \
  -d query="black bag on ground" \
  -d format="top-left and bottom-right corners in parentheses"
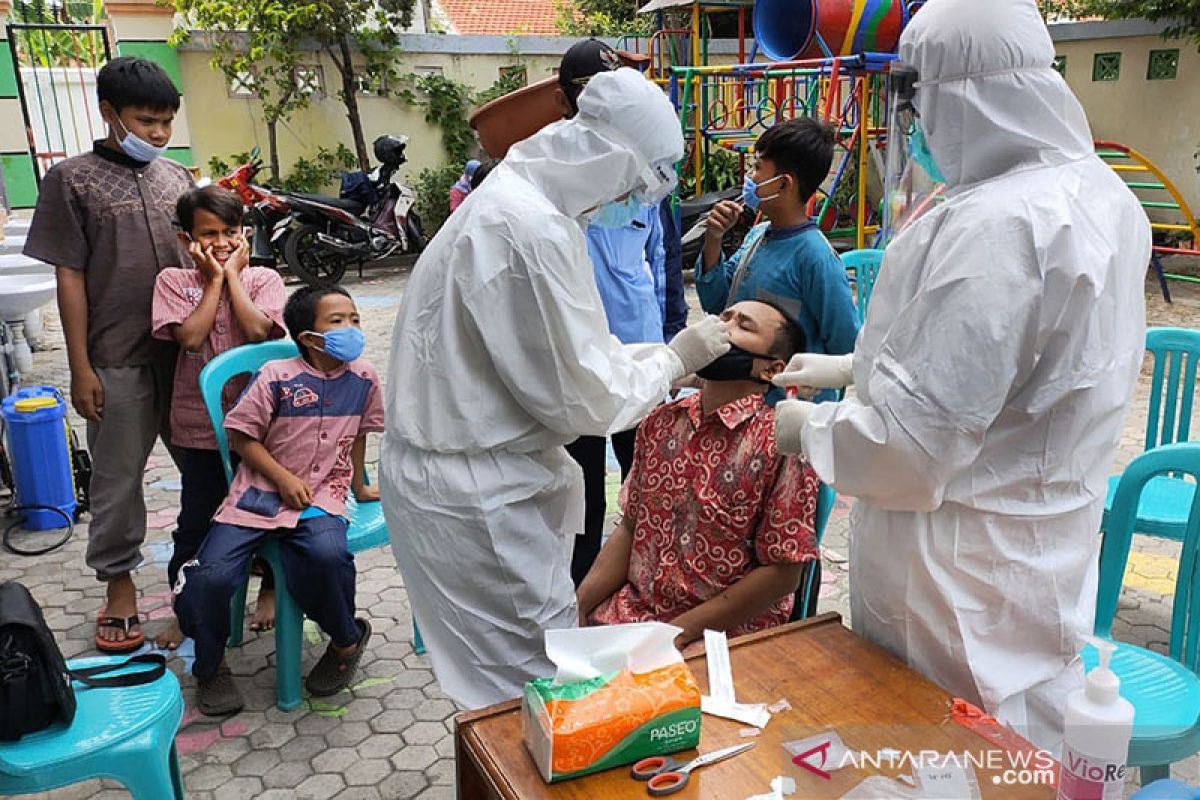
top-left (0, 581), bottom-right (76, 740)
top-left (0, 581), bottom-right (166, 741)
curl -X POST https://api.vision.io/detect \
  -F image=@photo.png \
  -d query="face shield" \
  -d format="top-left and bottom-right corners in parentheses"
top-left (881, 63), bottom-right (948, 242)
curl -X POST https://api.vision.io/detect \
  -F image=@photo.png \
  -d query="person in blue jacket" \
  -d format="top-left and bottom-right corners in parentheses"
top-left (567, 201), bottom-right (667, 586)
top-left (697, 118), bottom-right (859, 401)
top-left (660, 197), bottom-right (689, 343)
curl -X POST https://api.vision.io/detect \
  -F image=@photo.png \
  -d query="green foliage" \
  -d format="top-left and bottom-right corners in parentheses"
top-left (704, 149), bottom-right (740, 193)
top-left (172, 0), bottom-right (315, 182)
top-left (10, 0), bottom-right (106, 67)
top-left (1037, 0), bottom-right (1092, 19)
top-left (1041, 0), bottom-right (1200, 49)
top-left (410, 74), bottom-right (477, 164)
top-left (290, 0), bottom-right (417, 169)
top-left (207, 151), bottom-right (255, 178)
top-left (279, 144), bottom-right (358, 193)
top-left (392, 45), bottom-right (529, 231)
top-left (175, 0), bottom-right (417, 172)
top-left (412, 164), bottom-right (461, 239)
top-left (829, 157), bottom-right (858, 216)
top-left (11, 0), bottom-right (103, 24)
top-left (208, 144), bottom-right (357, 194)
top-left (680, 148), bottom-right (741, 196)
top-left (554, 0), bottom-right (652, 37)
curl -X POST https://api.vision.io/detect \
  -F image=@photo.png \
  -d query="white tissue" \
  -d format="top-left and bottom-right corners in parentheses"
top-left (545, 622), bottom-right (683, 684)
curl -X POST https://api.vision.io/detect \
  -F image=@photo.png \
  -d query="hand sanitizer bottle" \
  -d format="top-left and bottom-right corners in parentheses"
top-left (1057, 637), bottom-right (1135, 800)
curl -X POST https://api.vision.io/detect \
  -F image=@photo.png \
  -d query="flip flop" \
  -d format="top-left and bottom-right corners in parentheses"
top-left (95, 613), bottom-right (145, 654)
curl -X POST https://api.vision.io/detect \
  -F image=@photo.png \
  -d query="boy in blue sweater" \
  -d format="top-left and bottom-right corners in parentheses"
top-left (697, 118), bottom-right (859, 400)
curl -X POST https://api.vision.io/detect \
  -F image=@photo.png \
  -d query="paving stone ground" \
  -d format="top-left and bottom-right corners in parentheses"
top-left (2, 255), bottom-right (1196, 797)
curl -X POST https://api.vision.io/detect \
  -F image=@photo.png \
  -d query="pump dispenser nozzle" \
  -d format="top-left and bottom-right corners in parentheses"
top-left (1082, 635), bottom-right (1120, 704)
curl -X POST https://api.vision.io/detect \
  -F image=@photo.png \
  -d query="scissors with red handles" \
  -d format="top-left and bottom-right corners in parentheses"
top-left (629, 743), bottom-right (755, 796)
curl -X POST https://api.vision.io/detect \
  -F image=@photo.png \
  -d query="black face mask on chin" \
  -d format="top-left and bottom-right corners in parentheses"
top-left (696, 344), bottom-right (777, 384)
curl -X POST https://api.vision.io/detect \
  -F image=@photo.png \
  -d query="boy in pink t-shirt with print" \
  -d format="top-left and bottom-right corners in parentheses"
top-left (151, 185), bottom-right (287, 649)
top-left (176, 285), bottom-right (383, 715)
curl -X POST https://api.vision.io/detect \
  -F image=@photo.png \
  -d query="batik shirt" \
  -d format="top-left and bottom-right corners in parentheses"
top-left (23, 142), bottom-right (194, 367)
top-left (590, 392), bottom-right (819, 634)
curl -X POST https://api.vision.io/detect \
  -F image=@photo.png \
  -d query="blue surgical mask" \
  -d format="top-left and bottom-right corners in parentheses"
top-left (909, 122), bottom-right (946, 184)
top-left (113, 116), bottom-right (167, 163)
top-left (590, 195), bottom-right (643, 229)
top-left (309, 327), bottom-right (365, 362)
top-left (741, 173), bottom-right (784, 210)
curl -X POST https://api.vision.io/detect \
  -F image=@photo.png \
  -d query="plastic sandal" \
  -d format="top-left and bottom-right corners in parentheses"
top-left (95, 614), bottom-right (145, 654)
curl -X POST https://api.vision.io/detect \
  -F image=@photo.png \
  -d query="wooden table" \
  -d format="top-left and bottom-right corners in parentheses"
top-left (455, 613), bottom-right (1058, 799)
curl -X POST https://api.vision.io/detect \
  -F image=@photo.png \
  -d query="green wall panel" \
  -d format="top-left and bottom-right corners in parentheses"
top-left (0, 39), bottom-right (17, 99)
top-left (116, 41), bottom-right (183, 90)
top-left (165, 146), bottom-right (193, 167)
top-left (1, 152), bottom-right (38, 209)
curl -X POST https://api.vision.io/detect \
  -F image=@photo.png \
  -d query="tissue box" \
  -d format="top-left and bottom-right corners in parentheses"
top-left (522, 662), bottom-right (702, 783)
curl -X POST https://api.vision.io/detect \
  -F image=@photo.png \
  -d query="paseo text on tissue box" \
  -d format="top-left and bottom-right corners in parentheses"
top-left (521, 623), bottom-right (702, 783)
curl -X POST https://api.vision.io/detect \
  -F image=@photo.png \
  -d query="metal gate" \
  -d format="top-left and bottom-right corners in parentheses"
top-left (6, 0), bottom-right (110, 184)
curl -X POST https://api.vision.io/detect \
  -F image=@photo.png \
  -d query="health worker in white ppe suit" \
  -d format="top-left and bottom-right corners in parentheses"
top-left (773, 0), bottom-right (1149, 749)
top-left (380, 68), bottom-right (731, 709)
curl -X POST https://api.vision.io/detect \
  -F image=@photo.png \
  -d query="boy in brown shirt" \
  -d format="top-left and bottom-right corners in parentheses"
top-left (23, 57), bottom-right (194, 653)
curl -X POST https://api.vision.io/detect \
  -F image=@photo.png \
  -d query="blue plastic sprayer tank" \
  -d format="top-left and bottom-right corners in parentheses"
top-left (753, 0), bottom-right (909, 62)
top-left (2, 386), bottom-right (76, 530)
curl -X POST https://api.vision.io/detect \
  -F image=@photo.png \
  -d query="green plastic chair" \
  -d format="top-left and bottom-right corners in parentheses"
top-left (840, 248), bottom-right (885, 323)
top-left (789, 482), bottom-right (836, 621)
top-left (1102, 327), bottom-right (1200, 541)
top-left (198, 340), bottom-right (389, 711)
top-left (0, 656), bottom-right (185, 798)
top-left (1092, 441), bottom-right (1200, 784)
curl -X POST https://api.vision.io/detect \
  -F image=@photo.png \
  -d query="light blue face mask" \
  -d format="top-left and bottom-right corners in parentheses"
top-left (113, 116), bottom-right (167, 163)
top-left (909, 122), bottom-right (946, 184)
top-left (309, 326), bottom-right (366, 362)
top-left (590, 195), bottom-right (644, 229)
top-left (741, 173), bottom-right (785, 210)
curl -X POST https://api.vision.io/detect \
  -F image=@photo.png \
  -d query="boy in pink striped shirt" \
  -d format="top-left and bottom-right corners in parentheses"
top-left (151, 185), bottom-right (287, 649)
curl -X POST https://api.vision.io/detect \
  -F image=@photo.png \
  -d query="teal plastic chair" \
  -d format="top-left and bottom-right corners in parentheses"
top-left (1092, 442), bottom-right (1200, 784)
top-left (198, 340), bottom-right (389, 711)
top-left (840, 248), bottom-right (885, 323)
top-left (1103, 328), bottom-right (1200, 542)
top-left (789, 482), bottom-right (836, 621)
top-left (0, 656), bottom-right (185, 798)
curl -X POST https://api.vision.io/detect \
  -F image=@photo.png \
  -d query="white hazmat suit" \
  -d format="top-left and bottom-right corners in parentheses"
top-left (381, 69), bottom-right (724, 709)
top-left (781, 0), bottom-right (1149, 748)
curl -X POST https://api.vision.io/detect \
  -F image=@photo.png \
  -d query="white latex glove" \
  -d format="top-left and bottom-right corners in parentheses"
top-left (667, 315), bottom-right (731, 379)
top-left (774, 398), bottom-right (816, 456)
top-left (772, 353), bottom-right (855, 393)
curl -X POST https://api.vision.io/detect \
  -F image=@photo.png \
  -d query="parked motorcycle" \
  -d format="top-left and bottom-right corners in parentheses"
top-left (280, 134), bottom-right (425, 285)
top-left (217, 152), bottom-right (291, 270)
top-left (218, 135), bottom-right (425, 286)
